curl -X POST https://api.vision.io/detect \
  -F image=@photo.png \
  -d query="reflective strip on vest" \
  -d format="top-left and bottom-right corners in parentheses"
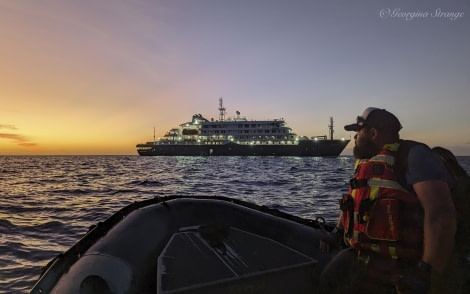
top-left (383, 143), bottom-right (400, 152)
top-left (353, 212), bottom-right (365, 223)
top-left (389, 246), bottom-right (398, 259)
top-left (369, 154), bottom-right (395, 165)
top-left (370, 243), bottom-right (380, 254)
top-left (368, 178), bottom-right (407, 191)
top-left (354, 159), bottom-right (367, 170)
top-left (368, 178), bottom-right (408, 200)
top-left (351, 187), bottom-right (358, 199)
top-left (369, 185), bottom-right (380, 201)
top-left (352, 230), bottom-right (360, 242)
top-left (364, 243), bottom-right (399, 259)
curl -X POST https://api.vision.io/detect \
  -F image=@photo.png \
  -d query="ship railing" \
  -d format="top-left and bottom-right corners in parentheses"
top-left (231, 140), bottom-right (299, 145)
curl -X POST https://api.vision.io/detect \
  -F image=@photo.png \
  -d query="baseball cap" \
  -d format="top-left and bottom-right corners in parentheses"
top-left (344, 107), bottom-right (402, 133)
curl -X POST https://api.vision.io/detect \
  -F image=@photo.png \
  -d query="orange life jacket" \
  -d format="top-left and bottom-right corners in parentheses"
top-left (341, 144), bottom-right (424, 260)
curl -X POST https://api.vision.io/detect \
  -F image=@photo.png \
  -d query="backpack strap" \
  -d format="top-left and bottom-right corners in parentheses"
top-left (395, 140), bottom-right (424, 179)
top-left (432, 146), bottom-right (469, 179)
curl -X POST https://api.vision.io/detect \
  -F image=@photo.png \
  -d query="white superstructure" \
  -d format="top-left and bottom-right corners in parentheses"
top-left (161, 98), bottom-right (303, 146)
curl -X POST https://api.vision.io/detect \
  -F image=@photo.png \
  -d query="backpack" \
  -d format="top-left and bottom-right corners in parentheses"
top-left (395, 140), bottom-right (470, 253)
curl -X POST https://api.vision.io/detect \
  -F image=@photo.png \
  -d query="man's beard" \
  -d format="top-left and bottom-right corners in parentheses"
top-left (353, 138), bottom-right (380, 159)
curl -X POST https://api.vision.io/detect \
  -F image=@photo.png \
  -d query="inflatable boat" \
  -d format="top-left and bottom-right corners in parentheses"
top-left (29, 196), bottom-right (338, 294)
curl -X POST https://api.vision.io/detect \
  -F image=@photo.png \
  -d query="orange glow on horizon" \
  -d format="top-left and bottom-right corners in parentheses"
top-left (1, 1), bottom-right (469, 155)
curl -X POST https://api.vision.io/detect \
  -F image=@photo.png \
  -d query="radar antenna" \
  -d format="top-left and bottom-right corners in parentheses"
top-left (218, 97), bottom-right (226, 121)
top-left (328, 116), bottom-right (334, 140)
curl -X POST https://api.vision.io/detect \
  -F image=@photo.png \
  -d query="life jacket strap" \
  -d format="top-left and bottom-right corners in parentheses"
top-left (350, 178), bottom-right (368, 189)
top-left (350, 178), bottom-right (407, 191)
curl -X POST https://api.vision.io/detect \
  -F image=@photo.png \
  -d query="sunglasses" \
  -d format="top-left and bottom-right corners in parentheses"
top-left (355, 116), bottom-right (369, 131)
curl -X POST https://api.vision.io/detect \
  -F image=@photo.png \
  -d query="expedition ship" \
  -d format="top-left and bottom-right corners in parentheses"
top-left (136, 98), bottom-right (350, 157)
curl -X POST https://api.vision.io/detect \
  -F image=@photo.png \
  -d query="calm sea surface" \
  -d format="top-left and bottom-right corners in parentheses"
top-left (1, 155), bottom-right (469, 293)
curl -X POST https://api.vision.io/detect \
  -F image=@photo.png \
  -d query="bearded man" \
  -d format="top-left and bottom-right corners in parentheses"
top-left (318, 108), bottom-right (462, 294)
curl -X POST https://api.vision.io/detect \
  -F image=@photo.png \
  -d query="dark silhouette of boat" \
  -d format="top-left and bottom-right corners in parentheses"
top-left (30, 195), bottom-right (338, 294)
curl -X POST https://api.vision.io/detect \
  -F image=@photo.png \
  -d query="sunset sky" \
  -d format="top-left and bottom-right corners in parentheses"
top-left (1, 0), bottom-right (469, 155)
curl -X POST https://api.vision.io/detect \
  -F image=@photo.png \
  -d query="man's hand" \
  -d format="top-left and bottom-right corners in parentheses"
top-left (396, 261), bottom-right (431, 294)
top-left (319, 227), bottom-right (344, 252)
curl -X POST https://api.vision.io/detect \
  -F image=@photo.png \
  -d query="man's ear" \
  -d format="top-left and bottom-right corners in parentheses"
top-left (370, 128), bottom-right (379, 140)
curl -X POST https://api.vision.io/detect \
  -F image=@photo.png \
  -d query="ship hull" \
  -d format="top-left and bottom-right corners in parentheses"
top-left (137, 140), bottom-right (349, 157)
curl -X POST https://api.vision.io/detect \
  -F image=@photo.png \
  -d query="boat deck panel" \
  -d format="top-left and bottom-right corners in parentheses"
top-left (157, 226), bottom-right (317, 294)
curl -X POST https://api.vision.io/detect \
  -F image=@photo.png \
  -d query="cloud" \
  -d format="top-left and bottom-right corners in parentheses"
top-left (0, 124), bottom-right (17, 130)
top-left (0, 132), bottom-right (38, 149)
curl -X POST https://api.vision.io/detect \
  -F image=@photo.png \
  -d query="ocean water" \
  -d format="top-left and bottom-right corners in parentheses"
top-left (1, 155), bottom-right (469, 293)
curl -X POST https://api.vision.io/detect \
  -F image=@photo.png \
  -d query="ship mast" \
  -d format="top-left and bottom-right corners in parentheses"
top-left (328, 116), bottom-right (334, 140)
top-left (218, 97), bottom-right (226, 122)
